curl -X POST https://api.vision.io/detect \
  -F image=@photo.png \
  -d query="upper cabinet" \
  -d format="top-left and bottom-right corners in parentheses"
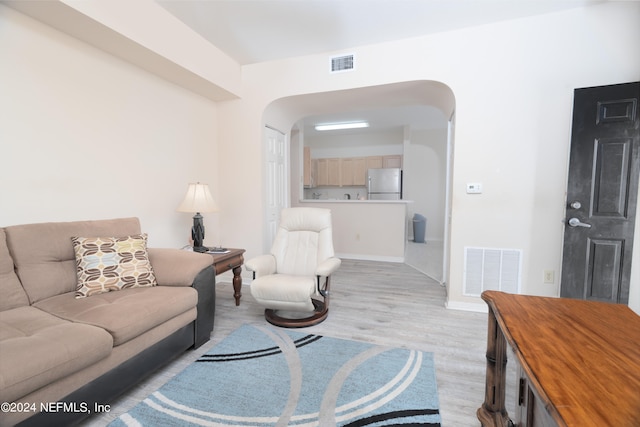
top-left (303, 147), bottom-right (312, 187)
top-left (353, 158), bottom-right (367, 186)
top-left (302, 147), bottom-right (318, 188)
top-left (305, 151), bottom-right (402, 187)
top-left (316, 158), bottom-right (340, 186)
top-left (383, 155), bottom-right (403, 169)
top-left (362, 155), bottom-right (402, 170)
top-left (366, 156), bottom-right (383, 170)
top-left (340, 157), bottom-right (367, 186)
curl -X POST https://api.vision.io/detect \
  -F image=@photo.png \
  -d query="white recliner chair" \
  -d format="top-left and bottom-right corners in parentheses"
top-left (247, 207), bottom-right (341, 327)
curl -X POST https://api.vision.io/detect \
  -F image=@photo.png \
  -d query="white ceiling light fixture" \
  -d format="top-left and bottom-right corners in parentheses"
top-left (315, 122), bottom-right (369, 131)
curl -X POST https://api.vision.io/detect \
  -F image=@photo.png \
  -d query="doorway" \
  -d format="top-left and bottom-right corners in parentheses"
top-left (561, 81), bottom-right (640, 303)
top-left (263, 126), bottom-right (288, 251)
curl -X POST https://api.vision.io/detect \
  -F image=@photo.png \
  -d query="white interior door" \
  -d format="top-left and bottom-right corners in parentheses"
top-left (264, 126), bottom-right (288, 251)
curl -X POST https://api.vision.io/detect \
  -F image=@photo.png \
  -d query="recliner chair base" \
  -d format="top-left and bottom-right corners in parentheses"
top-left (264, 299), bottom-right (328, 328)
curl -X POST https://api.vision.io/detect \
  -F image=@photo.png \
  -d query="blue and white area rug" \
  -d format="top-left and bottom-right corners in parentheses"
top-left (109, 324), bottom-right (441, 426)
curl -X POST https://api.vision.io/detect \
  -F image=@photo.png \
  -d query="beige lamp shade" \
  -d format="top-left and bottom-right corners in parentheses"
top-left (177, 182), bottom-right (219, 213)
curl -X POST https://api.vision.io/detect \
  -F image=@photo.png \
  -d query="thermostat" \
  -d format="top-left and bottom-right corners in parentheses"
top-left (466, 183), bottom-right (482, 194)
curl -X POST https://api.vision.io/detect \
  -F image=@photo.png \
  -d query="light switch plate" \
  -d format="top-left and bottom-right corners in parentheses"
top-left (466, 182), bottom-right (482, 194)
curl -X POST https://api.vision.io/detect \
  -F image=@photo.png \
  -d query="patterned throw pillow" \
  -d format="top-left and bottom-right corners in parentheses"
top-left (71, 234), bottom-right (157, 298)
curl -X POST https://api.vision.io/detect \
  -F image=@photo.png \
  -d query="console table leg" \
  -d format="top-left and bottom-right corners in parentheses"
top-left (232, 265), bottom-right (242, 306)
top-left (477, 307), bottom-right (511, 427)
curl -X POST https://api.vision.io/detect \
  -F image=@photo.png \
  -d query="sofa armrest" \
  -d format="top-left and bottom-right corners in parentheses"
top-left (147, 248), bottom-right (215, 348)
top-left (148, 248), bottom-right (212, 287)
top-left (191, 265), bottom-right (216, 348)
top-left (245, 254), bottom-right (277, 278)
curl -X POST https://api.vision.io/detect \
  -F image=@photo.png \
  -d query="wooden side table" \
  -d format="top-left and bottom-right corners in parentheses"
top-left (208, 248), bottom-right (245, 306)
top-left (477, 290), bottom-right (640, 427)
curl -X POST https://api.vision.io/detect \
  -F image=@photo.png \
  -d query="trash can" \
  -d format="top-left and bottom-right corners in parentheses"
top-left (412, 213), bottom-right (426, 243)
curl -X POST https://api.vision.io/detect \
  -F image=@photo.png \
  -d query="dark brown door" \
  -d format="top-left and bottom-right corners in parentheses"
top-left (561, 82), bottom-right (640, 304)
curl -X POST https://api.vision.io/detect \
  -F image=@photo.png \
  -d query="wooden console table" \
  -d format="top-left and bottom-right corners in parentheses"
top-left (477, 291), bottom-right (640, 427)
top-left (208, 248), bottom-right (245, 306)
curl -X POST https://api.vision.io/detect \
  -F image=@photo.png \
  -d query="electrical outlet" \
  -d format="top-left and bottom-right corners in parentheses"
top-left (543, 270), bottom-right (555, 284)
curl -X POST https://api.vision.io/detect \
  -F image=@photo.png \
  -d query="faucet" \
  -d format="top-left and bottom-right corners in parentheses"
top-left (344, 194), bottom-right (351, 200)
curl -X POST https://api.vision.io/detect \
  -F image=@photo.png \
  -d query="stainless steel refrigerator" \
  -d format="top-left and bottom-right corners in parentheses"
top-left (367, 168), bottom-right (402, 200)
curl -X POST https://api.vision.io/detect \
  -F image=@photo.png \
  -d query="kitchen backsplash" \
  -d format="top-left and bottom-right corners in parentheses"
top-left (304, 186), bottom-right (367, 200)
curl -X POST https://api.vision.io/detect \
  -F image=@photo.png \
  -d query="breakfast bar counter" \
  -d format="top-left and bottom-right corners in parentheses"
top-left (294, 200), bottom-right (411, 262)
top-left (300, 199), bottom-right (413, 203)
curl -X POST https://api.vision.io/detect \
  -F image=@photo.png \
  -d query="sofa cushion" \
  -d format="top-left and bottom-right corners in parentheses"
top-left (34, 286), bottom-right (198, 346)
top-left (4, 218), bottom-right (142, 304)
top-left (71, 234), bottom-right (157, 298)
top-left (0, 306), bottom-right (113, 403)
top-left (0, 229), bottom-right (29, 311)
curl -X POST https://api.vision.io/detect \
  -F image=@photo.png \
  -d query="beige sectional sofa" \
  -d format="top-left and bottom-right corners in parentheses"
top-left (0, 218), bottom-right (216, 426)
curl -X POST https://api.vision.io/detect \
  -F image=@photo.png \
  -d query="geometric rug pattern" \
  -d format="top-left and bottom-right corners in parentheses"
top-left (109, 324), bottom-right (441, 426)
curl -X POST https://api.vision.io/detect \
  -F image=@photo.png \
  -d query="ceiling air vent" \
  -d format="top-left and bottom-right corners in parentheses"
top-left (330, 54), bottom-right (355, 73)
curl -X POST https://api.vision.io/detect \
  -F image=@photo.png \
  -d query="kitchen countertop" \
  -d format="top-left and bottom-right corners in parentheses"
top-left (299, 199), bottom-right (413, 204)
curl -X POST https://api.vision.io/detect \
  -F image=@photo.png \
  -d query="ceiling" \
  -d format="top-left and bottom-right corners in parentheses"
top-left (156, 0), bottom-right (603, 65)
top-left (299, 105), bottom-right (448, 137)
top-left (155, 0), bottom-right (603, 135)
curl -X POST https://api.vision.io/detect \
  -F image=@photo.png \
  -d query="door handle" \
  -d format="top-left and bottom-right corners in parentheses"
top-left (568, 217), bottom-right (591, 228)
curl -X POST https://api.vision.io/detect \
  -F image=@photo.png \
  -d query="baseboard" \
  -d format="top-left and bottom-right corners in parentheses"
top-left (335, 253), bottom-right (405, 263)
top-left (406, 238), bottom-right (444, 244)
top-left (445, 300), bottom-right (488, 313)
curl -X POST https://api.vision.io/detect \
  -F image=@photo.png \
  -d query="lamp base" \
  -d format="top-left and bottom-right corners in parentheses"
top-left (191, 213), bottom-right (207, 253)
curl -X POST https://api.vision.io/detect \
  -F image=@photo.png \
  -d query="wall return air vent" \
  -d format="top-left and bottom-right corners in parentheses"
top-left (330, 54), bottom-right (355, 73)
top-left (463, 247), bottom-right (522, 297)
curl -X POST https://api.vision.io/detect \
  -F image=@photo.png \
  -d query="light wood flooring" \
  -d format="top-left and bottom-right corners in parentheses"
top-left (82, 259), bottom-right (497, 426)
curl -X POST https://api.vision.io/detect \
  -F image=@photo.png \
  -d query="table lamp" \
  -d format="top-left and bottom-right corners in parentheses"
top-left (177, 182), bottom-right (219, 252)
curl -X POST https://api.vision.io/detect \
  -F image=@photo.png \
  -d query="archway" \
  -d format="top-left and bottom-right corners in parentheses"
top-left (263, 80), bottom-right (456, 285)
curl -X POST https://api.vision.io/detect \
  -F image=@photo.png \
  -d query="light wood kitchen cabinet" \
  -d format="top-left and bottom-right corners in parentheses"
top-left (316, 158), bottom-right (328, 186)
top-left (383, 155), bottom-right (403, 168)
top-left (311, 155), bottom-right (400, 187)
top-left (340, 158), bottom-right (354, 186)
top-left (339, 158), bottom-right (367, 186)
top-left (366, 156), bottom-right (383, 170)
top-left (327, 158), bottom-right (340, 186)
top-left (302, 147), bottom-right (315, 188)
top-left (316, 158), bottom-right (340, 186)
top-left (353, 157), bottom-right (367, 186)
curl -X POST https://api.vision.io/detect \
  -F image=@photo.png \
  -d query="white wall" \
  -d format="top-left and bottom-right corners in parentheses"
top-left (305, 129), bottom-right (404, 158)
top-left (218, 1), bottom-right (640, 309)
top-left (0, 5), bottom-right (220, 248)
top-left (404, 129), bottom-right (448, 241)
